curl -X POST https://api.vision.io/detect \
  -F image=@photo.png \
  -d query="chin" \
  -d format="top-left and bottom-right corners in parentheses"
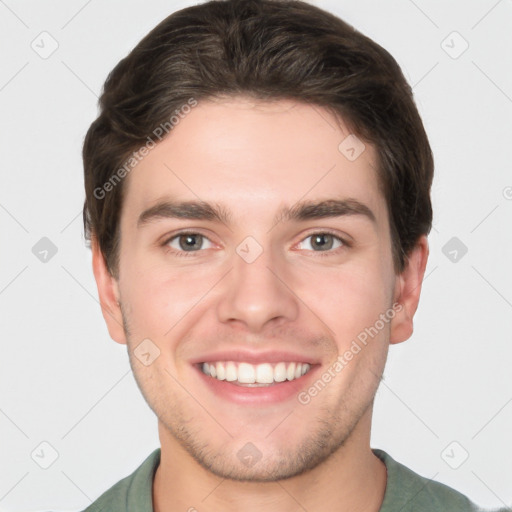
top-left (169, 418), bottom-right (351, 483)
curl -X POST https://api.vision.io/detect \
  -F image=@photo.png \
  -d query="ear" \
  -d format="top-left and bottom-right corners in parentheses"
top-left (91, 235), bottom-right (127, 345)
top-left (389, 235), bottom-right (429, 344)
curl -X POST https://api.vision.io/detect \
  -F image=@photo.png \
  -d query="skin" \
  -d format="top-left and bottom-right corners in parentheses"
top-left (92, 97), bottom-right (429, 511)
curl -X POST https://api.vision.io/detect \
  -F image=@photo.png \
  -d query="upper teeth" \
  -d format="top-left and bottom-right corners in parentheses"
top-left (201, 361), bottom-right (311, 384)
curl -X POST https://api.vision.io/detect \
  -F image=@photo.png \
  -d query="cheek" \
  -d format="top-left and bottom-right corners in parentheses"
top-left (308, 263), bottom-right (392, 346)
top-left (119, 259), bottom-right (216, 339)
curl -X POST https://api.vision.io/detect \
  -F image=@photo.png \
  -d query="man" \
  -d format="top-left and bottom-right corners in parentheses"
top-left (81, 0), bottom-right (490, 510)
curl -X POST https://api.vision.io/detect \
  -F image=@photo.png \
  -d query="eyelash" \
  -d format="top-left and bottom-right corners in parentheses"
top-left (161, 230), bottom-right (352, 258)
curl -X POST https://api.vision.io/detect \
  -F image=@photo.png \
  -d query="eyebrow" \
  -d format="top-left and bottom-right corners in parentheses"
top-left (137, 198), bottom-right (377, 228)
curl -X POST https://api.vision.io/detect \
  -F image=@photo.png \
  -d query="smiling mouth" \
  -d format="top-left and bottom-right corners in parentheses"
top-left (200, 361), bottom-right (312, 386)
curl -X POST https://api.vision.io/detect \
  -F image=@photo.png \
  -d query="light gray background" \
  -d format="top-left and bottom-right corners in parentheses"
top-left (0, 0), bottom-right (511, 510)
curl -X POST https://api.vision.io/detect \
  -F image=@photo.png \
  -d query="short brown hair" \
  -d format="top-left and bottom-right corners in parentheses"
top-left (83, 0), bottom-right (433, 277)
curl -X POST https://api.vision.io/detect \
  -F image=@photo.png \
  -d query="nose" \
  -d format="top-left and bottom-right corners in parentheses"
top-left (215, 241), bottom-right (299, 333)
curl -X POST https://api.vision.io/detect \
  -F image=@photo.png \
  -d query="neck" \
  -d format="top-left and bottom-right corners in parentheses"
top-left (153, 409), bottom-right (387, 512)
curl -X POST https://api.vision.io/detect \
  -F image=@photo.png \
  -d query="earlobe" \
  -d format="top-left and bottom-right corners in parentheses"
top-left (91, 236), bottom-right (127, 345)
top-left (389, 235), bottom-right (429, 345)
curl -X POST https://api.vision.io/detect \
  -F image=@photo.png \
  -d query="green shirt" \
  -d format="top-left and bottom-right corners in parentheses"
top-left (82, 448), bottom-right (488, 511)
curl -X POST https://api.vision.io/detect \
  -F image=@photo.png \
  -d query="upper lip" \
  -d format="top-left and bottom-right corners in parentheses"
top-left (190, 350), bottom-right (319, 365)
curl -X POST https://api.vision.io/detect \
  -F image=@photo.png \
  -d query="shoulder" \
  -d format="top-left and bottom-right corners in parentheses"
top-left (81, 448), bottom-right (160, 512)
top-left (373, 448), bottom-right (483, 512)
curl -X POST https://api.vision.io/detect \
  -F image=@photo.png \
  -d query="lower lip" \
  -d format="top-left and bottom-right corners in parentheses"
top-left (195, 365), bottom-right (319, 404)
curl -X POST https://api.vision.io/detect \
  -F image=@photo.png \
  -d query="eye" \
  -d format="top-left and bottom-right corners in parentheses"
top-left (165, 232), bottom-right (213, 255)
top-left (296, 232), bottom-right (347, 253)
top-left (162, 230), bottom-right (349, 258)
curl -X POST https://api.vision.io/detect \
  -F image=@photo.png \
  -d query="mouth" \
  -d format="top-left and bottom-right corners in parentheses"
top-left (194, 357), bottom-right (318, 404)
top-left (200, 361), bottom-right (312, 386)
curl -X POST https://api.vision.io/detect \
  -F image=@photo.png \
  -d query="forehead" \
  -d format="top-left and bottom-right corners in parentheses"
top-left (122, 97), bottom-right (386, 228)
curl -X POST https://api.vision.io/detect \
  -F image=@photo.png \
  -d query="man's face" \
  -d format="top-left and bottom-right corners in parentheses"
top-left (108, 98), bottom-right (402, 481)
